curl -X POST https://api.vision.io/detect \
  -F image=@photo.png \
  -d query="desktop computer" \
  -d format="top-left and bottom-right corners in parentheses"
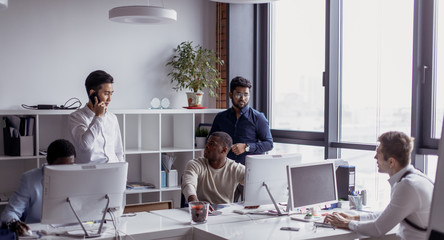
top-left (335, 165), bottom-right (355, 200)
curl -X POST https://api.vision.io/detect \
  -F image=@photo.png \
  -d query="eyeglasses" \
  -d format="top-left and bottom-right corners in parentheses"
top-left (234, 92), bottom-right (250, 99)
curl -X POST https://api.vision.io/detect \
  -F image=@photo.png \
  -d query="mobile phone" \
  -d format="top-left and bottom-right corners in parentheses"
top-left (89, 92), bottom-right (101, 105)
top-left (280, 227), bottom-right (300, 231)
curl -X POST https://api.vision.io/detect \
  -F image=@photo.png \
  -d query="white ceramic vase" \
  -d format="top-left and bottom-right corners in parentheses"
top-left (186, 92), bottom-right (203, 107)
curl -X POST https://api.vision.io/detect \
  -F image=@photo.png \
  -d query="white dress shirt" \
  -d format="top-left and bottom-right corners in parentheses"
top-left (349, 165), bottom-right (434, 240)
top-left (68, 106), bottom-right (124, 164)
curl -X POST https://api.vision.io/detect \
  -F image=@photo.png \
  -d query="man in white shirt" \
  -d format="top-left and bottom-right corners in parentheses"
top-left (324, 131), bottom-right (434, 240)
top-left (68, 70), bottom-right (124, 164)
top-left (182, 131), bottom-right (245, 205)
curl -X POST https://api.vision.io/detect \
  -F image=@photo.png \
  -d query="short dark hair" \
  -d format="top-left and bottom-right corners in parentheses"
top-left (230, 76), bottom-right (252, 93)
top-left (378, 131), bottom-right (414, 168)
top-left (84, 70), bottom-right (114, 94)
top-left (210, 131), bottom-right (233, 149)
top-left (46, 139), bottom-right (76, 165)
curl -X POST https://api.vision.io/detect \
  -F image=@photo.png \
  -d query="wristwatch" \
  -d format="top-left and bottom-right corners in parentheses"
top-left (245, 144), bottom-right (250, 152)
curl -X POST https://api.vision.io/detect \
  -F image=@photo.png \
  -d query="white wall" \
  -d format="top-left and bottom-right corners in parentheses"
top-left (0, 0), bottom-right (217, 110)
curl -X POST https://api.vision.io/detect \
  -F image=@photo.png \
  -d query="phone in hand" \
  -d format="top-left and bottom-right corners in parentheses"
top-left (89, 91), bottom-right (101, 105)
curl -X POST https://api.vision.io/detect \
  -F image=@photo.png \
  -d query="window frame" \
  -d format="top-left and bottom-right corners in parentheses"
top-left (227, 0), bottom-right (440, 173)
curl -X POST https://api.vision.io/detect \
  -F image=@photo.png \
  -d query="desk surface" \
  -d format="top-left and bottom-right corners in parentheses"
top-left (193, 214), bottom-right (361, 240)
top-left (28, 205), bottom-right (397, 240)
top-left (150, 203), bottom-right (277, 225)
top-left (28, 212), bottom-right (191, 240)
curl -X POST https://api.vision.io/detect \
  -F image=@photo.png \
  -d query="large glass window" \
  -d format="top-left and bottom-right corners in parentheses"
top-left (270, 0), bottom-right (325, 132)
top-left (426, 155), bottom-right (438, 180)
top-left (434, 0), bottom-right (444, 138)
top-left (340, 149), bottom-right (390, 209)
top-left (267, 0), bottom-right (439, 207)
top-left (341, 0), bottom-right (414, 143)
top-left (269, 143), bottom-right (324, 162)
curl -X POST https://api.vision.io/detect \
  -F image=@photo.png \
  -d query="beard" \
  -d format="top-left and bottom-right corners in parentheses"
top-left (232, 99), bottom-right (247, 110)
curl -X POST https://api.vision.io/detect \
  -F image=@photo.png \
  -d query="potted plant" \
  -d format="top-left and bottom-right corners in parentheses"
top-left (166, 41), bottom-right (224, 107)
top-left (195, 127), bottom-right (209, 148)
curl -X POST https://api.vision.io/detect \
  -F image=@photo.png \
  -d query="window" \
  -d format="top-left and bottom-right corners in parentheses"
top-left (426, 155), bottom-right (438, 180)
top-left (264, 0), bottom-right (441, 206)
top-left (434, 0), bottom-right (444, 138)
top-left (340, 149), bottom-right (390, 209)
top-left (270, 0), bottom-right (325, 132)
top-left (269, 143), bottom-right (324, 162)
top-left (341, 0), bottom-right (414, 143)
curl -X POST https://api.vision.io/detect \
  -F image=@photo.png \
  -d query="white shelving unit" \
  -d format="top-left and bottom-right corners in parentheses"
top-left (0, 108), bottom-right (221, 209)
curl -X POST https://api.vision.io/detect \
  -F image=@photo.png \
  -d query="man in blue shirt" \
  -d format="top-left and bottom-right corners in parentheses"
top-left (210, 76), bottom-right (273, 165)
top-left (0, 139), bottom-right (76, 236)
top-left (210, 76), bottom-right (273, 201)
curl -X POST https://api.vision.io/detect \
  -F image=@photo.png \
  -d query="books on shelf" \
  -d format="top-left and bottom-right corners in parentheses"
top-left (126, 182), bottom-right (155, 190)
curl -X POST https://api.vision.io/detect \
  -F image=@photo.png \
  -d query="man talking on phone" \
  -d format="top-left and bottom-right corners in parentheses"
top-left (68, 70), bottom-right (124, 164)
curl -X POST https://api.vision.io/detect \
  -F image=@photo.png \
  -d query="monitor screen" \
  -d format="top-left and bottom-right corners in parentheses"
top-left (41, 162), bottom-right (128, 225)
top-left (287, 161), bottom-right (338, 210)
top-left (244, 153), bottom-right (302, 207)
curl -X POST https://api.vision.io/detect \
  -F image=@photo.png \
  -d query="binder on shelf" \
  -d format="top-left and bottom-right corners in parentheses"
top-left (161, 170), bottom-right (167, 188)
top-left (2, 116), bottom-right (35, 156)
top-left (167, 169), bottom-right (178, 187)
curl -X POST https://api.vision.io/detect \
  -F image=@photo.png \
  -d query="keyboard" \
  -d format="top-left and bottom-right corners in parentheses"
top-left (233, 208), bottom-right (273, 215)
top-left (313, 222), bottom-right (335, 229)
top-left (39, 223), bottom-right (107, 237)
top-left (290, 215), bottom-right (323, 222)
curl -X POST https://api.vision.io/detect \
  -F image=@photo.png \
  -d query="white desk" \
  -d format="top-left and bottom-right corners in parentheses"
top-left (28, 212), bottom-right (192, 240)
top-left (150, 203), bottom-right (277, 225)
top-left (28, 205), bottom-right (398, 240)
top-left (193, 215), bottom-right (375, 240)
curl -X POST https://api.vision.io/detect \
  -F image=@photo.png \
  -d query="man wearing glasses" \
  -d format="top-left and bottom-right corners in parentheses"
top-left (209, 76), bottom-right (273, 200)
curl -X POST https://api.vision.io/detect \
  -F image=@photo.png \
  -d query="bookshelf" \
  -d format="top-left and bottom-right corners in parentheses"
top-left (0, 108), bottom-right (221, 209)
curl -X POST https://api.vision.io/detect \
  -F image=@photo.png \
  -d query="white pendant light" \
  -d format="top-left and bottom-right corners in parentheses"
top-left (0, 0), bottom-right (8, 10)
top-left (210, 0), bottom-right (278, 4)
top-left (109, 5), bottom-right (177, 24)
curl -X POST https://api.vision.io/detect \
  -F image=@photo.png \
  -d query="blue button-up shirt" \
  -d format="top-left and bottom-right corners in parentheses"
top-left (210, 105), bottom-right (273, 165)
top-left (1, 167), bottom-right (44, 224)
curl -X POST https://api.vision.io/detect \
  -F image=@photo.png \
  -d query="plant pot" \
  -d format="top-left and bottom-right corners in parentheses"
top-left (186, 92), bottom-right (203, 107)
top-left (195, 137), bottom-right (207, 148)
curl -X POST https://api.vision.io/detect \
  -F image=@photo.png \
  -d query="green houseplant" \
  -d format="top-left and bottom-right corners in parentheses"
top-left (195, 127), bottom-right (209, 148)
top-left (166, 41), bottom-right (224, 107)
top-left (195, 127), bottom-right (209, 138)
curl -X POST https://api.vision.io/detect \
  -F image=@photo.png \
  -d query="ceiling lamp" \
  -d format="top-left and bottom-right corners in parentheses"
top-left (210, 0), bottom-right (278, 3)
top-left (0, 0), bottom-right (8, 10)
top-left (109, 5), bottom-right (177, 24)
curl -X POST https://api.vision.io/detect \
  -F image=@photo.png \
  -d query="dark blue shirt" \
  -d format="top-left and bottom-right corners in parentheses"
top-left (209, 105), bottom-right (273, 165)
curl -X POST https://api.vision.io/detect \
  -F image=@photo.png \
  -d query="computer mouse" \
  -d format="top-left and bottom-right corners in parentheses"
top-left (22, 229), bottom-right (33, 236)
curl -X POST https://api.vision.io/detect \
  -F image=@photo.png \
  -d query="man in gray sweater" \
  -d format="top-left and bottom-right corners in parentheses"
top-left (182, 131), bottom-right (245, 205)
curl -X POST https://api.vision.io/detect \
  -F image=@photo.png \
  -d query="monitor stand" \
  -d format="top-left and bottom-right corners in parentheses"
top-left (262, 182), bottom-right (290, 216)
top-left (66, 194), bottom-right (109, 238)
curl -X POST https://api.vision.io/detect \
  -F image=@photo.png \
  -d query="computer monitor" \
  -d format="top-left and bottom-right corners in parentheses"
top-left (243, 154), bottom-right (302, 208)
top-left (287, 161), bottom-right (338, 211)
top-left (41, 162), bottom-right (128, 236)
